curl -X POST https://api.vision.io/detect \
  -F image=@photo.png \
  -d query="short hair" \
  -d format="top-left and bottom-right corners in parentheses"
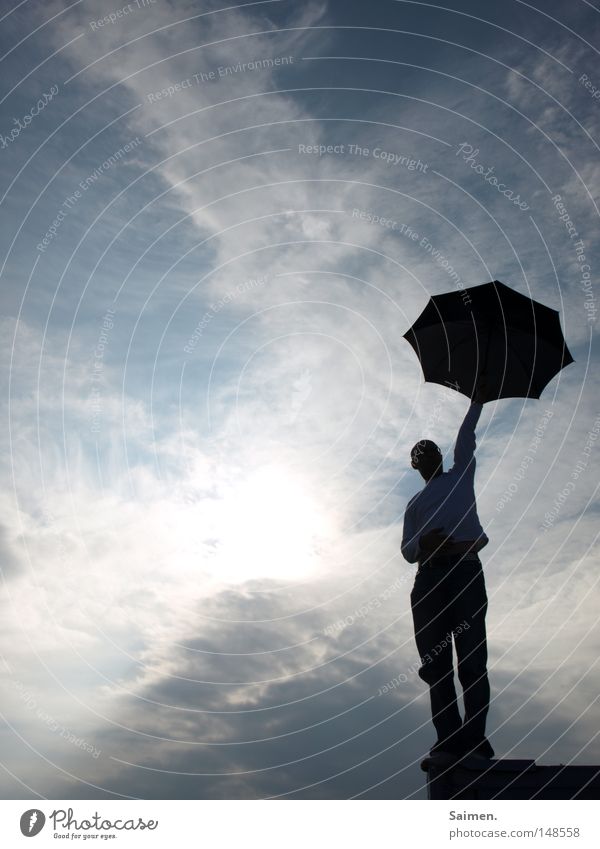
top-left (410, 440), bottom-right (442, 467)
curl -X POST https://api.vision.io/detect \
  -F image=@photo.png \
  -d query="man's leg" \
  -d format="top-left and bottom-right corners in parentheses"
top-left (411, 568), bottom-right (463, 754)
top-left (450, 560), bottom-right (494, 757)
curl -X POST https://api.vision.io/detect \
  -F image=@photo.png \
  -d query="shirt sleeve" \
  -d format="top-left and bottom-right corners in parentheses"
top-left (401, 497), bottom-right (422, 563)
top-left (452, 402), bottom-right (483, 472)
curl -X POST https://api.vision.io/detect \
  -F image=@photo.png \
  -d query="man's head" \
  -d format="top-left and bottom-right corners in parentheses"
top-left (410, 439), bottom-right (443, 481)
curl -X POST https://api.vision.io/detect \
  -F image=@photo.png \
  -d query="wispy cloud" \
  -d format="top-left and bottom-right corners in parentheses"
top-left (1, 0), bottom-right (598, 799)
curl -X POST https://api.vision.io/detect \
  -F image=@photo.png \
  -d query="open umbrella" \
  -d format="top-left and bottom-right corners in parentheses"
top-left (403, 280), bottom-right (574, 402)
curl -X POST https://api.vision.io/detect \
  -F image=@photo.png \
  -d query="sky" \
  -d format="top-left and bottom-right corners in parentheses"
top-left (0, 0), bottom-right (598, 800)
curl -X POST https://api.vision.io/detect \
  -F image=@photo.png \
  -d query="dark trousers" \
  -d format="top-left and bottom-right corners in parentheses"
top-left (410, 556), bottom-right (494, 757)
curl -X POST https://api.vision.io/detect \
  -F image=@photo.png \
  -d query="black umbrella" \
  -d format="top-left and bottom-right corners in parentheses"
top-left (403, 280), bottom-right (574, 402)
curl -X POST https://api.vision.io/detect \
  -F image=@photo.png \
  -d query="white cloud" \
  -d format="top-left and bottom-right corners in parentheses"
top-left (1, 0), bottom-right (598, 799)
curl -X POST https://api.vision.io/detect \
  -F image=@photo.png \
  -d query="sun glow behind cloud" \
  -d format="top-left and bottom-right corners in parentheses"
top-left (201, 464), bottom-right (337, 584)
top-left (1, 0), bottom-right (599, 802)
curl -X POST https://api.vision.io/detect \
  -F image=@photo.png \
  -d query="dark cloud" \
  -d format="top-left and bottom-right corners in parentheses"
top-left (1, 0), bottom-right (599, 803)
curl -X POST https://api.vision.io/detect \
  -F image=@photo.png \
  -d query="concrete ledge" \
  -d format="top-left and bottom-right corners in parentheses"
top-left (421, 758), bottom-right (600, 800)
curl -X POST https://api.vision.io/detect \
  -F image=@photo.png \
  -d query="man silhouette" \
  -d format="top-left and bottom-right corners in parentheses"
top-left (401, 380), bottom-right (494, 764)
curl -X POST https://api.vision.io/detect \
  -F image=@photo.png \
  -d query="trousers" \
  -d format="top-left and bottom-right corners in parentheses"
top-left (410, 555), bottom-right (494, 757)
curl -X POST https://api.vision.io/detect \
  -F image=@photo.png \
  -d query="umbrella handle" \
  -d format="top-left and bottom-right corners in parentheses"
top-left (480, 321), bottom-right (492, 374)
top-left (473, 324), bottom-right (492, 402)
top-left (479, 321), bottom-right (493, 379)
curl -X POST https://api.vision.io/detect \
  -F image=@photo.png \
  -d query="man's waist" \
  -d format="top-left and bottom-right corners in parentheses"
top-left (417, 553), bottom-right (481, 574)
top-left (417, 537), bottom-right (487, 567)
top-left (440, 538), bottom-right (485, 554)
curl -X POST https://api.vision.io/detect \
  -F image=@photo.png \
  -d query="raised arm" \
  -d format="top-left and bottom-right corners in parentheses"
top-left (452, 402), bottom-right (483, 472)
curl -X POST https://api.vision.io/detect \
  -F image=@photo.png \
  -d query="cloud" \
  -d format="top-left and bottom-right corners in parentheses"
top-left (1, 0), bottom-right (598, 800)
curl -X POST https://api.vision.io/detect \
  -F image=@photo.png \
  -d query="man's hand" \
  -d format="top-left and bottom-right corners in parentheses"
top-left (419, 527), bottom-right (455, 553)
top-left (471, 374), bottom-right (487, 405)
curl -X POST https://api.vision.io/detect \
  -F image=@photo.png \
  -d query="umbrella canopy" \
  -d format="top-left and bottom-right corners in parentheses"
top-left (403, 280), bottom-right (574, 402)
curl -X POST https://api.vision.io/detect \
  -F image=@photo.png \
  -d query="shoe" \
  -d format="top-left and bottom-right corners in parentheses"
top-left (420, 750), bottom-right (461, 771)
top-left (466, 740), bottom-right (495, 759)
top-left (429, 736), bottom-right (464, 758)
top-left (458, 738), bottom-right (495, 768)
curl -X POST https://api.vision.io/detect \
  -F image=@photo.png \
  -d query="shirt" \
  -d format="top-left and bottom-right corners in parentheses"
top-left (401, 402), bottom-right (489, 563)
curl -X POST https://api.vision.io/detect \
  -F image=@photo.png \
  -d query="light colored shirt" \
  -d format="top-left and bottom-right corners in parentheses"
top-left (401, 402), bottom-right (489, 563)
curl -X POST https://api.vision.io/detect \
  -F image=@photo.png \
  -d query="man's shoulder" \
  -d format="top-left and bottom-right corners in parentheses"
top-left (447, 457), bottom-right (476, 476)
top-left (407, 480), bottom-right (432, 504)
top-left (406, 489), bottom-right (423, 508)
